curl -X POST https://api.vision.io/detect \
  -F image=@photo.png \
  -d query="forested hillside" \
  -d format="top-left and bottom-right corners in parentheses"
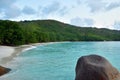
top-left (0, 20), bottom-right (120, 46)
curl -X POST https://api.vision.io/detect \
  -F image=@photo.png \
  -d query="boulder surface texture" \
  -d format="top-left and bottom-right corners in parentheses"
top-left (75, 55), bottom-right (120, 80)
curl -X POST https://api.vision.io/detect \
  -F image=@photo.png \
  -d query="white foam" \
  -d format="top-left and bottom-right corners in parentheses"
top-left (22, 46), bottom-right (37, 52)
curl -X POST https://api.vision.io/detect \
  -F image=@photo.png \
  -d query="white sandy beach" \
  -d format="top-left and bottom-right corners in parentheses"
top-left (0, 42), bottom-right (59, 65)
top-left (0, 44), bottom-right (38, 65)
top-left (0, 46), bottom-right (17, 65)
top-left (0, 46), bottom-right (15, 61)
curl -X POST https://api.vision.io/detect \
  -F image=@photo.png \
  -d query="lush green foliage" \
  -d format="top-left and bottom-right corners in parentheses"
top-left (0, 20), bottom-right (24, 46)
top-left (0, 20), bottom-right (120, 46)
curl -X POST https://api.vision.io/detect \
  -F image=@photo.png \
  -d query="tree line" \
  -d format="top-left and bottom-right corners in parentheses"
top-left (0, 20), bottom-right (120, 46)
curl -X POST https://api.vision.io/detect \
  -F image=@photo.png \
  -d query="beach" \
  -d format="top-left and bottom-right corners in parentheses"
top-left (0, 42), bottom-right (59, 65)
top-left (0, 43), bottom-right (42, 65)
top-left (0, 46), bottom-right (15, 65)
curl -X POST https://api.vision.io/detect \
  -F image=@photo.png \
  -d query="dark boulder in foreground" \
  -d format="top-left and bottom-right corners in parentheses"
top-left (0, 66), bottom-right (11, 76)
top-left (75, 55), bottom-right (120, 80)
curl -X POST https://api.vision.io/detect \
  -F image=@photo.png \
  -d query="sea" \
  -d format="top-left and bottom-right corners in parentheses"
top-left (0, 42), bottom-right (120, 80)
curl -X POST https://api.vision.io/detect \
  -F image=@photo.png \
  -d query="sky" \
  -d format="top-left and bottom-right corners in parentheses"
top-left (0, 0), bottom-right (120, 30)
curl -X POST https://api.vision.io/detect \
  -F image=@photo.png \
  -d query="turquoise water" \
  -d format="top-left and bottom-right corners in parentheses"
top-left (0, 42), bottom-right (120, 80)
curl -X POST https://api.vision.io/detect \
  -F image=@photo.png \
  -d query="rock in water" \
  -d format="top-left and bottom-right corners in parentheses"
top-left (75, 55), bottom-right (120, 80)
top-left (0, 66), bottom-right (11, 76)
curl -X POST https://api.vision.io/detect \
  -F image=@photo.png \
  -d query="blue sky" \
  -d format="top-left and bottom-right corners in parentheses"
top-left (0, 0), bottom-right (120, 30)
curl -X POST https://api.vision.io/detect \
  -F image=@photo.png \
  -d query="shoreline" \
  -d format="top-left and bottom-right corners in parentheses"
top-left (0, 42), bottom-right (58, 65)
top-left (0, 41), bottom-right (120, 65)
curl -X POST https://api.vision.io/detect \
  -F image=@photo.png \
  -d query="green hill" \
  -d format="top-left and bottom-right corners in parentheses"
top-left (0, 19), bottom-right (120, 46)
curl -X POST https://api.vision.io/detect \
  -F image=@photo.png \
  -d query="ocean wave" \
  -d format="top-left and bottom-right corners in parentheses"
top-left (22, 46), bottom-right (37, 52)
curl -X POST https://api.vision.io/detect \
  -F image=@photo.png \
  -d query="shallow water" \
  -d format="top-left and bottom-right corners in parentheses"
top-left (0, 42), bottom-right (120, 80)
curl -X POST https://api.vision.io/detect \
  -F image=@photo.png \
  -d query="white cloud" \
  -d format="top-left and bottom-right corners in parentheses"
top-left (22, 6), bottom-right (36, 15)
top-left (70, 17), bottom-right (94, 27)
top-left (92, 7), bottom-right (120, 29)
top-left (76, 0), bottom-right (81, 4)
top-left (0, 0), bottom-right (22, 19)
top-left (57, 6), bottom-right (69, 16)
top-left (85, 0), bottom-right (120, 12)
top-left (41, 2), bottom-right (60, 16)
top-left (113, 21), bottom-right (120, 30)
top-left (105, 2), bottom-right (120, 11)
top-left (0, 0), bottom-right (16, 8)
top-left (4, 5), bottom-right (21, 18)
top-left (85, 0), bottom-right (106, 12)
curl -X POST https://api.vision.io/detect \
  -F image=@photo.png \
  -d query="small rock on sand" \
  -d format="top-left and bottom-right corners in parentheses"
top-left (0, 66), bottom-right (11, 76)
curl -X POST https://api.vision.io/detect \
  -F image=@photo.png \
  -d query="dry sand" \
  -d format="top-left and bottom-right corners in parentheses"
top-left (0, 46), bottom-right (15, 59)
top-left (0, 43), bottom-right (43, 65)
top-left (0, 46), bottom-right (33, 65)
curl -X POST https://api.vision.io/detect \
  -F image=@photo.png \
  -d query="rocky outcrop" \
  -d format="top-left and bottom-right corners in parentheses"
top-left (75, 55), bottom-right (120, 80)
top-left (0, 66), bottom-right (11, 76)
